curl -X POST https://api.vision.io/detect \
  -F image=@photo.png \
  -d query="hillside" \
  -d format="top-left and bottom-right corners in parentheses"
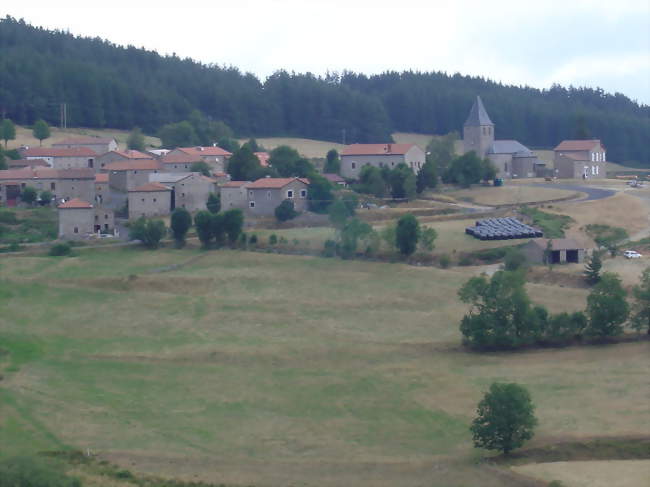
top-left (0, 16), bottom-right (648, 165)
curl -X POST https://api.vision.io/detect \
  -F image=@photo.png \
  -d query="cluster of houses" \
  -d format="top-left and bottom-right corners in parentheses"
top-left (0, 97), bottom-right (609, 241)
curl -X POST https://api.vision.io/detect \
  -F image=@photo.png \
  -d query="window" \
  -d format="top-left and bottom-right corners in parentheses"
top-left (51, 182), bottom-right (55, 190)
top-left (267, 191), bottom-right (271, 199)
top-left (95, 215), bottom-right (99, 221)
top-left (249, 201), bottom-right (255, 208)
top-left (591, 153), bottom-right (595, 162)
top-left (88, 159), bottom-right (94, 168)
top-left (592, 166), bottom-right (596, 175)
top-left (249, 190), bottom-right (254, 198)
top-left (351, 162), bottom-right (356, 169)
top-left (74, 227), bottom-right (79, 234)
top-left (182, 193), bottom-right (185, 197)
top-left (105, 214), bottom-right (108, 219)
top-left (300, 189), bottom-right (306, 198)
top-left (596, 165), bottom-right (600, 175)
top-left (153, 198), bottom-right (157, 202)
top-left (391, 162), bottom-right (395, 166)
top-left (287, 190), bottom-right (294, 199)
top-left (141, 198), bottom-right (145, 202)
top-left (134, 170), bottom-right (138, 174)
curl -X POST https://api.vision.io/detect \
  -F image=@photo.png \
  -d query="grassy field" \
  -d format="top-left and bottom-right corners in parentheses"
top-left (512, 460), bottom-right (650, 487)
top-left (7, 126), bottom-right (161, 151)
top-left (1, 247), bottom-right (648, 486)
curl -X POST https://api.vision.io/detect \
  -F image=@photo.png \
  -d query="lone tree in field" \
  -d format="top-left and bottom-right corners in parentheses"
top-left (583, 251), bottom-right (603, 285)
top-left (630, 267), bottom-right (650, 335)
top-left (586, 272), bottom-right (629, 338)
top-left (1, 119), bottom-right (16, 148)
top-left (32, 119), bottom-right (50, 146)
top-left (395, 213), bottom-right (420, 256)
top-left (471, 382), bottom-right (537, 455)
top-left (170, 208), bottom-right (192, 247)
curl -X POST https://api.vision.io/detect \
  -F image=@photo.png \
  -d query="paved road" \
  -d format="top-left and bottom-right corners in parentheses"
top-left (527, 183), bottom-right (616, 202)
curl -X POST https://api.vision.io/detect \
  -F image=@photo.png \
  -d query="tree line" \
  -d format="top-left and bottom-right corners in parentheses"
top-left (0, 17), bottom-right (648, 165)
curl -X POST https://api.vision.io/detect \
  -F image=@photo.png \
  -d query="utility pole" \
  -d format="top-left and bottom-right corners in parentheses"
top-left (342, 128), bottom-right (346, 145)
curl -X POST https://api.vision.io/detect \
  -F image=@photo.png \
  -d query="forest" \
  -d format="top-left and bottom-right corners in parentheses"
top-left (0, 16), bottom-right (648, 166)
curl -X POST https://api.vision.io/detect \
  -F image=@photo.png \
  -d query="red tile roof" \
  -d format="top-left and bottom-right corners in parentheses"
top-left (110, 150), bottom-right (151, 159)
top-left (161, 152), bottom-right (201, 164)
top-left (22, 147), bottom-right (97, 157)
top-left (7, 159), bottom-right (49, 168)
top-left (554, 139), bottom-right (604, 152)
top-left (54, 137), bottom-right (115, 145)
top-left (0, 168), bottom-right (94, 180)
top-left (246, 177), bottom-right (309, 189)
top-left (104, 159), bottom-right (161, 171)
top-left (129, 182), bottom-right (171, 192)
top-left (58, 198), bottom-right (93, 209)
top-left (255, 151), bottom-right (270, 167)
top-left (95, 173), bottom-right (109, 183)
top-left (177, 146), bottom-right (232, 157)
top-left (340, 143), bottom-right (417, 156)
top-left (221, 181), bottom-right (250, 188)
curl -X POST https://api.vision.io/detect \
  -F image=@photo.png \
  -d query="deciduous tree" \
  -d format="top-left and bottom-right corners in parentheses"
top-left (129, 218), bottom-right (166, 249)
top-left (206, 193), bottom-right (221, 213)
top-left (1, 119), bottom-right (16, 149)
top-left (586, 272), bottom-right (629, 337)
top-left (630, 267), bottom-right (650, 334)
top-left (126, 127), bottom-right (146, 151)
top-left (32, 119), bottom-right (50, 146)
top-left (170, 208), bottom-right (192, 247)
top-left (471, 383), bottom-right (537, 455)
top-left (21, 186), bottom-right (37, 205)
top-left (324, 149), bottom-right (341, 174)
top-left (395, 213), bottom-right (419, 256)
top-left (275, 199), bottom-right (298, 222)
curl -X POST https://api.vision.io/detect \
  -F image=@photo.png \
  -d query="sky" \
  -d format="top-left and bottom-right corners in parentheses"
top-left (2, 0), bottom-right (649, 104)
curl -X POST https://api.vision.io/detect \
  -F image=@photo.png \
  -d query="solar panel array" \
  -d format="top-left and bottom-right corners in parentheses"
top-left (466, 217), bottom-right (543, 240)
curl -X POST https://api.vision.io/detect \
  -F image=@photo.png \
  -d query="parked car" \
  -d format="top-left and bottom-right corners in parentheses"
top-left (623, 250), bottom-right (642, 259)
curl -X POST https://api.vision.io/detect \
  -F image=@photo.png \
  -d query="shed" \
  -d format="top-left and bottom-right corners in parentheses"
top-left (522, 238), bottom-right (585, 265)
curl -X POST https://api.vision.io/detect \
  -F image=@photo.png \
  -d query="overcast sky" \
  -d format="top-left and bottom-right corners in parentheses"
top-left (3, 0), bottom-right (649, 104)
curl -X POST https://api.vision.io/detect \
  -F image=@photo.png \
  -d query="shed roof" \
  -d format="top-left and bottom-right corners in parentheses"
top-left (58, 198), bottom-right (93, 209)
top-left (464, 96), bottom-right (494, 126)
top-left (161, 152), bottom-right (201, 164)
top-left (221, 181), bottom-right (250, 188)
top-left (95, 173), bottom-right (109, 183)
top-left (323, 173), bottom-right (345, 183)
top-left (177, 146), bottom-right (232, 157)
top-left (0, 167), bottom-right (94, 180)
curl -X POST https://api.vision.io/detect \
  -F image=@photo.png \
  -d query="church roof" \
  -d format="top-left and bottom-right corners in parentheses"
top-left (464, 96), bottom-right (494, 126)
top-left (488, 140), bottom-right (532, 155)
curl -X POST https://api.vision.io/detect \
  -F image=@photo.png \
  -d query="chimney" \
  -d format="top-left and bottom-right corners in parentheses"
top-left (386, 144), bottom-right (391, 153)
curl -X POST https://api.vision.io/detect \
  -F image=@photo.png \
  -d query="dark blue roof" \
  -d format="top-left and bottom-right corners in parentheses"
top-left (464, 96), bottom-right (494, 126)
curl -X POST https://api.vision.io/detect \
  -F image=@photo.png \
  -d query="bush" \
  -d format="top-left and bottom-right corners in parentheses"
top-left (170, 208), bottom-right (192, 247)
top-left (438, 254), bottom-right (451, 268)
top-left (0, 456), bottom-right (81, 487)
top-left (48, 242), bottom-right (72, 256)
top-left (322, 239), bottom-right (337, 257)
top-left (275, 199), bottom-right (298, 222)
top-left (21, 186), bottom-right (38, 205)
top-left (269, 234), bottom-right (278, 245)
top-left (503, 248), bottom-right (526, 271)
top-left (129, 218), bottom-right (166, 249)
top-left (249, 234), bottom-right (258, 245)
top-left (458, 255), bottom-right (474, 266)
top-left (395, 214), bottom-right (420, 256)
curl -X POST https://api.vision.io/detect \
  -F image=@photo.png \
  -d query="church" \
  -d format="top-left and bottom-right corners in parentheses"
top-left (463, 96), bottom-right (546, 179)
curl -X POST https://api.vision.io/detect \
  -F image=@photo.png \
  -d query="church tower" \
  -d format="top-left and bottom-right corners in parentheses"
top-left (463, 96), bottom-right (494, 158)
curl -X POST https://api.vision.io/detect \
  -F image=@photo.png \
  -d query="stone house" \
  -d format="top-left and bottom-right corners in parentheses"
top-left (220, 181), bottom-right (251, 210)
top-left (53, 136), bottom-right (118, 154)
top-left (149, 172), bottom-right (215, 212)
top-left (167, 146), bottom-right (232, 173)
top-left (245, 177), bottom-right (310, 216)
top-left (128, 182), bottom-right (172, 219)
top-left (340, 144), bottom-right (425, 179)
top-left (0, 168), bottom-right (95, 206)
top-left (159, 152), bottom-right (202, 172)
top-left (553, 140), bottom-right (607, 179)
top-left (462, 96), bottom-right (545, 179)
top-left (522, 238), bottom-right (585, 265)
top-left (96, 150), bottom-right (153, 172)
top-left (58, 198), bottom-right (95, 238)
top-left (20, 147), bottom-right (97, 170)
top-left (104, 159), bottom-right (162, 192)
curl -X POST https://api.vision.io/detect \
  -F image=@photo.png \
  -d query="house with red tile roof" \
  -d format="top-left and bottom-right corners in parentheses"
top-left (57, 198), bottom-right (115, 238)
top-left (0, 167), bottom-right (95, 206)
top-left (553, 139), bottom-right (607, 179)
top-left (20, 146), bottom-right (98, 170)
top-left (167, 146), bottom-right (232, 173)
top-left (53, 136), bottom-right (118, 154)
top-left (340, 143), bottom-right (425, 179)
top-left (96, 150), bottom-right (154, 172)
top-left (103, 159), bottom-right (162, 192)
top-left (128, 182), bottom-right (172, 219)
top-left (244, 177), bottom-right (310, 216)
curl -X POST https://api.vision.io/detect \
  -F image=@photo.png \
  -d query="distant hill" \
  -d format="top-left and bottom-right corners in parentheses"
top-left (0, 16), bottom-right (648, 166)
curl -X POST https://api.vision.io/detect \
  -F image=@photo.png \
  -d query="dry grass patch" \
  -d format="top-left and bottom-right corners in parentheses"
top-left (447, 186), bottom-right (579, 206)
top-left (241, 136), bottom-right (344, 159)
top-left (512, 459), bottom-right (650, 487)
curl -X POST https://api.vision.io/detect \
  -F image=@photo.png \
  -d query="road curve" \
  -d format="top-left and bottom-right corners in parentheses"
top-left (527, 183), bottom-right (616, 202)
